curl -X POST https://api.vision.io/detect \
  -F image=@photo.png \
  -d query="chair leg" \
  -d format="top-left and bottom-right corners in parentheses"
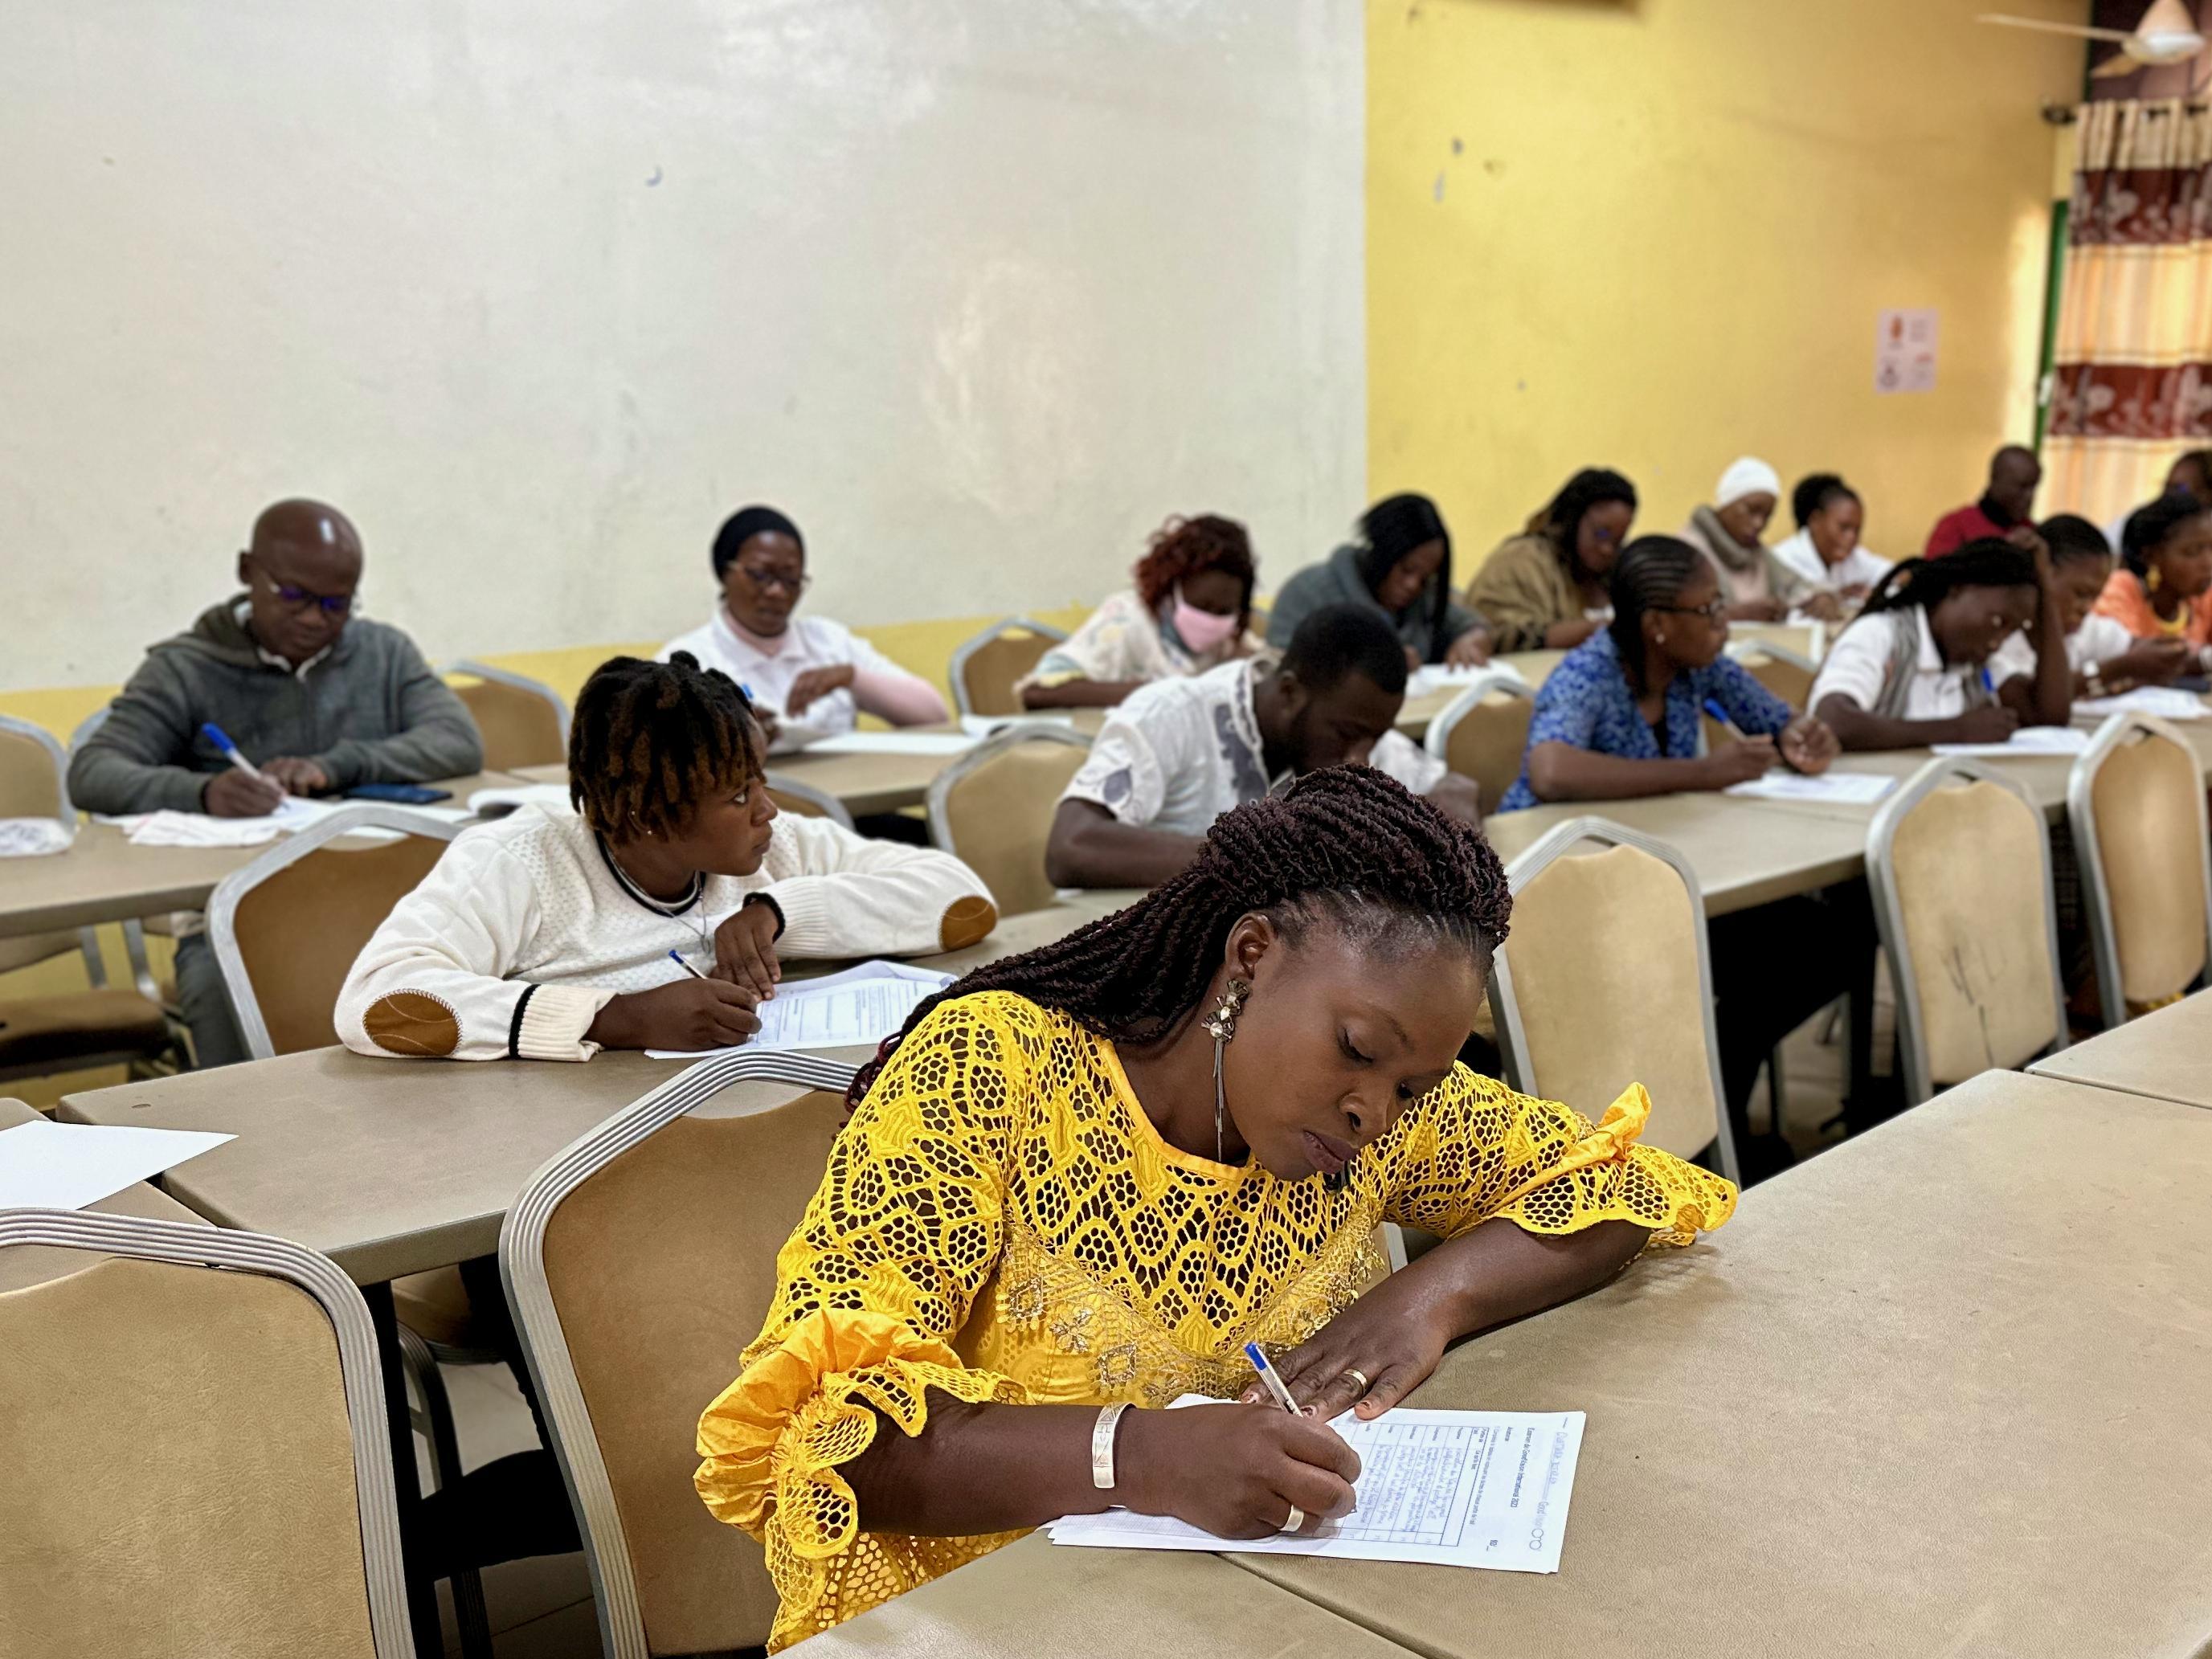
top-left (397, 1325), bottom-right (496, 1659)
top-left (1766, 1044), bottom-right (1789, 1140)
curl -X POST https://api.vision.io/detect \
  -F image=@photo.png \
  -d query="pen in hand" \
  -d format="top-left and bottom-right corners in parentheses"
top-left (668, 949), bottom-right (708, 981)
top-left (1244, 1341), bottom-right (1302, 1416)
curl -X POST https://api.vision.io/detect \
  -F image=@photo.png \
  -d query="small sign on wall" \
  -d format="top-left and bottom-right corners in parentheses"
top-left (1875, 309), bottom-right (1939, 394)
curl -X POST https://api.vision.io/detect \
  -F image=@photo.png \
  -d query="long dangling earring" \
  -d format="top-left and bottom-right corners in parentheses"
top-left (2149, 563), bottom-right (2165, 595)
top-left (1202, 978), bottom-right (1249, 1165)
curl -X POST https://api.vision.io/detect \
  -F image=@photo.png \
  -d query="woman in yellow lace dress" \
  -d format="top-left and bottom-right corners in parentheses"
top-left (696, 766), bottom-right (1736, 1649)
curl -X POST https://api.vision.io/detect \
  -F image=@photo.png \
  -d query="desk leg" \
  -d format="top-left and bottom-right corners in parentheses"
top-left (365, 1280), bottom-right (444, 1659)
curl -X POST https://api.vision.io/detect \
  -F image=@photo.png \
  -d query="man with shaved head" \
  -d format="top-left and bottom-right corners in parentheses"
top-left (1925, 444), bottom-right (2044, 558)
top-left (69, 498), bottom-right (483, 1064)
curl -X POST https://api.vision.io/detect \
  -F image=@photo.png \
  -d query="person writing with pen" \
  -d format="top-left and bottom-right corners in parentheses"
top-left (693, 768), bottom-right (1734, 1650)
top-left (1495, 535), bottom-right (1839, 812)
top-left (67, 497), bottom-right (485, 1067)
top-left (336, 653), bottom-right (994, 1061)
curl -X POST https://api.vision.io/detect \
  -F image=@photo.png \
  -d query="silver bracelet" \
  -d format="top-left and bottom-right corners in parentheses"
top-left (1091, 1402), bottom-right (1132, 1489)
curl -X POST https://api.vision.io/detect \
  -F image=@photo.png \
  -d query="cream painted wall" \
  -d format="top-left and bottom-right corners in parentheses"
top-left (1368, 0), bottom-right (2085, 567)
top-left (1, 0), bottom-right (1364, 695)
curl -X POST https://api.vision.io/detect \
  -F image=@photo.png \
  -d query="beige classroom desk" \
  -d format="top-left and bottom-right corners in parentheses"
top-left (0, 1096), bottom-right (212, 1293)
top-left (790, 1530), bottom-right (1422, 1659)
top-left (54, 891), bottom-right (1132, 1287)
top-left (1229, 1070), bottom-right (2212, 1659)
top-left (2030, 987), bottom-right (2212, 1111)
top-left (1394, 649), bottom-right (1566, 741)
top-left (0, 770), bottom-right (525, 941)
top-left (1481, 794), bottom-right (1870, 916)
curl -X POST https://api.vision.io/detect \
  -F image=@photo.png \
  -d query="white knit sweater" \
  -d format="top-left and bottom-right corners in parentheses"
top-left (336, 806), bottom-right (995, 1062)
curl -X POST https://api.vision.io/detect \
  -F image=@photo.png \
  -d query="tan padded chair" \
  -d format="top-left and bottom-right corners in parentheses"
top-left (502, 1051), bottom-right (858, 1659)
top-left (2067, 713), bottom-right (2212, 1028)
top-left (1488, 818), bottom-right (1739, 1183)
top-left (0, 715), bottom-right (172, 1081)
top-left (0, 1210), bottom-right (410, 1659)
top-left (1422, 672), bottom-right (1536, 813)
top-left (206, 806), bottom-right (461, 1060)
top-left (763, 770), bottom-right (857, 832)
top-left (1869, 758), bottom-right (2067, 1104)
top-left (926, 726), bottom-right (1093, 917)
top-left (444, 660), bottom-right (570, 772)
top-left (949, 617), bottom-right (1068, 718)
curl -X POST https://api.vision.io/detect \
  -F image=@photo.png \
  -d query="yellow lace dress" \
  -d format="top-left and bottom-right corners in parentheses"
top-left (695, 991), bottom-right (1736, 1649)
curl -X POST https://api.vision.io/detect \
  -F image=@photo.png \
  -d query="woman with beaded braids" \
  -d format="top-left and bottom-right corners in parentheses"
top-left (696, 767), bottom-right (1736, 1649)
top-left (335, 652), bottom-right (995, 1060)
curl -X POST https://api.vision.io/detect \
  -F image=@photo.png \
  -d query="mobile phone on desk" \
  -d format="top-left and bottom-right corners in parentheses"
top-left (343, 783), bottom-right (453, 805)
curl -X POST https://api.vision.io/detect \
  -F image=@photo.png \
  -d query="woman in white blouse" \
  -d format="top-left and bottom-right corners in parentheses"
top-left (1772, 474), bottom-right (1891, 608)
top-left (660, 505), bottom-right (949, 747)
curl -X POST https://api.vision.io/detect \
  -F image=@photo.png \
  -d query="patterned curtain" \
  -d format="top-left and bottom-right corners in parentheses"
top-left (2046, 98), bottom-right (2212, 529)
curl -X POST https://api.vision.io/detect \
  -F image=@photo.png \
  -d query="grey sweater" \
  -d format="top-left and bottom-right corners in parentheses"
top-left (67, 599), bottom-right (485, 815)
top-left (1264, 545), bottom-right (1488, 664)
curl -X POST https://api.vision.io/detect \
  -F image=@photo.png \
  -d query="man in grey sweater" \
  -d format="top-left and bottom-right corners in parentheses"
top-left (70, 498), bottom-right (485, 1065)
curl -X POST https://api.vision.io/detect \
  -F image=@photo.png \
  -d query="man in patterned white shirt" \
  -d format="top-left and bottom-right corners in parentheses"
top-left (1045, 603), bottom-right (1482, 889)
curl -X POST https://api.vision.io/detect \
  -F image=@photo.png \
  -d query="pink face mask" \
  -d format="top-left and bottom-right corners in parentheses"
top-left (1172, 587), bottom-right (1241, 652)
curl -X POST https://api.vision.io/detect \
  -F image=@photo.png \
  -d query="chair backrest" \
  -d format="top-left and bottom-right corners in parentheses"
top-left (1731, 642), bottom-right (1817, 710)
top-left (762, 771), bottom-right (856, 832)
top-left (1422, 673), bottom-right (1535, 812)
top-left (0, 1211), bottom-right (409, 1658)
top-left (2067, 713), bottom-right (2212, 1025)
top-left (1869, 758), bottom-right (2067, 1102)
top-left (208, 807), bottom-right (462, 1059)
top-left (67, 704), bottom-right (112, 759)
top-left (444, 660), bottom-right (571, 772)
top-left (926, 727), bottom-right (1094, 917)
top-left (501, 1052), bottom-right (857, 1659)
top-left (0, 714), bottom-right (70, 823)
top-left (950, 618), bottom-right (1069, 718)
top-left (1488, 819), bottom-right (1736, 1183)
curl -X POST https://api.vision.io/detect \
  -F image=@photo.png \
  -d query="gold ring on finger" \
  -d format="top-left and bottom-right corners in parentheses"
top-left (1342, 1367), bottom-right (1371, 1393)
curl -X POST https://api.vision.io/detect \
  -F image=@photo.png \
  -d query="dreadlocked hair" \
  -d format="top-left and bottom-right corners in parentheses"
top-left (1858, 540), bottom-right (2035, 619)
top-left (847, 766), bottom-right (1511, 1107)
top-left (1607, 535), bottom-right (1707, 696)
top-left (1132, 513), bottom-right (1256, 615)
top-left (568, 652), bottom-right (762, 840)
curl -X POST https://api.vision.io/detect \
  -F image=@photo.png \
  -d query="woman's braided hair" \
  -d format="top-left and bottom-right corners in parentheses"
top-left (568, 652), bottom-right (763, 840)
top-left (848, 766), bottom-right (1513, 1105)
top-left (1858, 539), bottom-right (2036, 619)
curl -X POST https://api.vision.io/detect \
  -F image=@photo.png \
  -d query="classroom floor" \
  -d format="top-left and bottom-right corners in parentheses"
top-left (418, 1001), bottom-right (1871, 1658)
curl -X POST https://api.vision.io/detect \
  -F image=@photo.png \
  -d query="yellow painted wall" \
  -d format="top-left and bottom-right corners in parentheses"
top-left (1368, 0), bottom-right (2085, 567)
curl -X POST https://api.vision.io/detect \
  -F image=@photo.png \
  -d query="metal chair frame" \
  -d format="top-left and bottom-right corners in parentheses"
top-left (444, 659), bottom-right (574, 749)
top-left (923, 724), bottom-right (1095, 859)
top-left (0, 1208), bottom-right (414, 1658)
top-left (763, 770), bottom-right (857, 832)
top-left (2065, 711), bottom-right (2212, 1031)
top-left (1487, 815), bottom-right (1741, 1187)
top-left (1866, 758), bottom-right (2070, 1105)
top-left (947, 617), bottom-right (1069, 718)
top-left (1420, 670), bottom-right (1536, 764)
top-left (500, 1050), bottom-right (858, 1659)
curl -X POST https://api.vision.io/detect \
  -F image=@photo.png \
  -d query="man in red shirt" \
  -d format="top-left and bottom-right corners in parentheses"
top-left (1925, 444), bottom-right (2041, 557)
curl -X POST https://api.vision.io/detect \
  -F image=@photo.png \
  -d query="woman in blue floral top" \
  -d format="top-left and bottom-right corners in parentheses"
top-left (1498, 536), bottom-right (1839, 811)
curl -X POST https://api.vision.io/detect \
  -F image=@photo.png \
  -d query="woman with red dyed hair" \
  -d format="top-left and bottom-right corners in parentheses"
top-left (1020, 513), bottom-right (1261, 709)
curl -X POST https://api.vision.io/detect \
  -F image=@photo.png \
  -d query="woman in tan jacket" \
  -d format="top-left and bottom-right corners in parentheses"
top-left (1465, 468), bottom-right (1638, 652)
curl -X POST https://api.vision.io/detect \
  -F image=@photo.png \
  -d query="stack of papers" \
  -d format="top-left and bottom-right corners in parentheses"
top-left (799, 732), bottom-right (979, 758)
top-left (1930, 726), bottom-right (2091, 759)
top-left (2074, 686), bottom-right (2209, 721)
top-left (645, 959), bottom-right (956, 1056)
top-left (0, 1120), bottom-right (233, 1209)
top-left (104, 798), bottom-right (472, 847)
top-left (1724, 771), bottom-right (1898, 806)
top-left (1048, 1398), bottom-right (1585, 1573)
top-left (0, 817), bottom-right (73, 857)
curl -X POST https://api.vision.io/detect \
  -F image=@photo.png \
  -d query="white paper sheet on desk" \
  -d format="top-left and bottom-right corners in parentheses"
top-left (1930, 727), bottom-right (2092, 758)
top-left (0, 817), bottom-right (73, 857)
top-left (645, 961), bottom-right (956, 1057)
top-left (106, 798), bottom-right (469, 846)
top-left (798, 732), bottom-right (979, 758)
top-left (1407, 665), bottom-right (1531, 698)
top-left (1049, 1401), bottom-right (1584, 1573)
top-left (959, 713), bottom-right (1076, 738)
top-left (2073, 687), bottom-right (2210, 721)
top-left (0, 1120), bottom-right (233, 1210)
top-left (1724, 771), bottom-right (1897, 805)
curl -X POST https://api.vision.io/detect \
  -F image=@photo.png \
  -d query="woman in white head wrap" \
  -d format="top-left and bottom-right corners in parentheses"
top-left (1680, 457), bottom-right (1840, 623)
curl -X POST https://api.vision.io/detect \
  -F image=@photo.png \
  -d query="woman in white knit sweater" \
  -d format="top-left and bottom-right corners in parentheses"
top-left (337, 654), bottom-right (996, 1062)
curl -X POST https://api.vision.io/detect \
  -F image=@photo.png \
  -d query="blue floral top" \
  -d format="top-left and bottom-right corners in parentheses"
top-left (1497, 631), bottom-right (1796, 811)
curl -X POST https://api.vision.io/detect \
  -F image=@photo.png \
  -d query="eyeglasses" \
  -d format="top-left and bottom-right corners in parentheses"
top-left (1652, 599), bottom-right (1728, 622)
top-left (251, 567), bottom-right (355, 615)
top-left (734, 564), bottom-right (809, 595)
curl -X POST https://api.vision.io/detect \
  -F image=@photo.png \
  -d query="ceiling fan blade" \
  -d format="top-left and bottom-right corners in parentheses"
top-left (1976, 13), bottom-right (2133, 40)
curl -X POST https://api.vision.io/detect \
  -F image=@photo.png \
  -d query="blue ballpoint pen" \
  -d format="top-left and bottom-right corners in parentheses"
top-left (668, 949), bottom-right (707, 980)
top-left (200, 721), bottom-right (268, 783)
top-left (1243, 1341), bottom-right (1301, 1416)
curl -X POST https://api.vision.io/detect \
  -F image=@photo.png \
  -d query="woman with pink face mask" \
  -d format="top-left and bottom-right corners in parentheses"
top-left (1020, 514), bottom-right (1261, 709)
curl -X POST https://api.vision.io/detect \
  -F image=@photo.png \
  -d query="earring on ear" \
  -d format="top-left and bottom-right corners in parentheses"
top-left (1204, 977), bottom-right (1250, 1166)
top-left (2149, 564), bottom-right (2165, 594)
